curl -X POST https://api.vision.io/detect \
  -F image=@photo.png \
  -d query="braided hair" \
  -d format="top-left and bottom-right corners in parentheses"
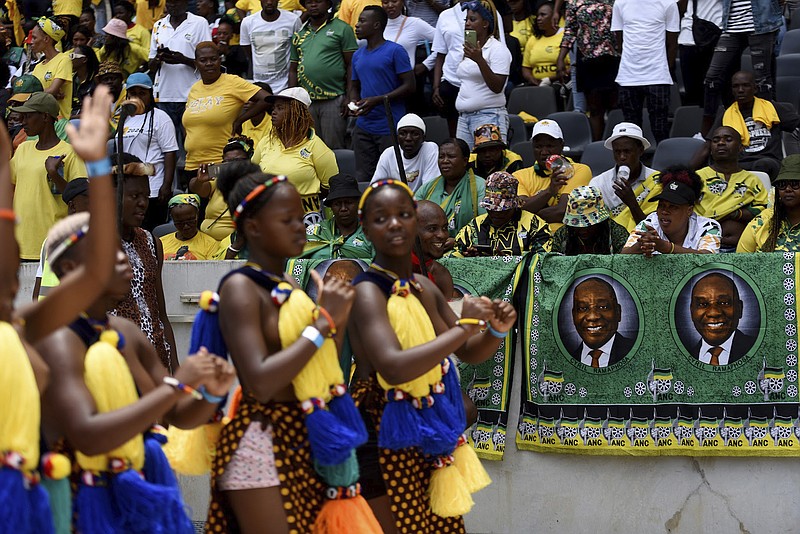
top-left (271, 98), bottom-right (314, 149)
top-left (217, 162), bottom-right (294, 235)
top-left (763, 195), bottom-right (787, 253)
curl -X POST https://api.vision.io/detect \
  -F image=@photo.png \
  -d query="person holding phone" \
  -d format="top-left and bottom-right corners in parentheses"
top-left (454, 170), bottom-right (552, 256)
top-left (455, 0), bottom-right (511, 150)
top-left (189, 136), bottom-right (255, 241)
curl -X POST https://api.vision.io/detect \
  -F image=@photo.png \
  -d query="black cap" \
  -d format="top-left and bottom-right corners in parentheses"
top-left (324, 174), bottom-right (362, 206)
top-left (650, 180), bottom-right (697, 206)
top-left (62, 178), bottom-right (89, 204)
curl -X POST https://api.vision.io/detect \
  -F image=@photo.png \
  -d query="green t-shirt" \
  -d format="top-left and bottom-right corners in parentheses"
top-left (291, 18), bottom-right (358, 101)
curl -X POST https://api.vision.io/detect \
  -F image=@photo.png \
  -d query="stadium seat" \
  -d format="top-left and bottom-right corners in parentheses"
top-left (777, 78), bottom-right (800, 111)
top-left (781, 29), bottom-right (800, 55)
top-left (508, 114), bottom-right (528, 146)
top-left (511, 141), bottom-right (535, 168)
top-left (777, 54), bottom-right (800, 78)
top-left (507, 86), bottom-right (558, 119)
top-left (750, 170), bottom-right (771, 192)
top-left (423, 116), bottom-right (450, 145)
top-left (650, 137), bottom-right (706, 170)
top-left (546, 111), bottom-right (592, 159)
top-left (669, 106), bottom-right (704, 138)
top-left (153, 222), bottom-right (177, 238)
top-left (333, 149), bottom-right (357, 179)
top-left (580, 141), bottom-right (616, 177)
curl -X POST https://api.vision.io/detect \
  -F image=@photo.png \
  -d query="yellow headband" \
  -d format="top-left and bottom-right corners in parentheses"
top-left (38, 18), bottom-right (65, 42)
top-left (357, 179), bottom-right (416, 220)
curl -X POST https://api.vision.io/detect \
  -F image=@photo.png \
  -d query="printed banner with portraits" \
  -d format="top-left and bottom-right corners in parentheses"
top-left (517, 252), bottom-right (800, 456)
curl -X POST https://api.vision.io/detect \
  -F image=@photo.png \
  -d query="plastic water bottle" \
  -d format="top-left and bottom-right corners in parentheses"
top-left (546, 155), bottom-right (574, 180)
top-left (615, 165), bottom-right (630, 187)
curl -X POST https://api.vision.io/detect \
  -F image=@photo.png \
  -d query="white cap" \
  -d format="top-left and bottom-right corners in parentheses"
top-left (531, 119), bottom-right (563, 140)
top-left (268, 87), bottom-right (312, 108)
top-left (604, 122), bottom-right (651, 150)
top-left (397, 113), bottom-right (426, 134)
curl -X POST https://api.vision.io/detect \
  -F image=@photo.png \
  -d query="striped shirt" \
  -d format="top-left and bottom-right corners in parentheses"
top-left (726, 0), bottom-right (755, 33)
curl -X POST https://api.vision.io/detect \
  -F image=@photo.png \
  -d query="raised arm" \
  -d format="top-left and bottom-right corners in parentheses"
top-left (16, 87), bottom-right (118, 343)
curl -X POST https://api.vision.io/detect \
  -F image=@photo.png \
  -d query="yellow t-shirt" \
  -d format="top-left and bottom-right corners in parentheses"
top-left (11, 140), bottom-right (87, 260)
top-left (241, 115), bottom-right (274, 147)
top-left (236, 0), bottom-right (306, 12)
top-left (522, 29), bottom-right (567, 81)
top-left (200, 181), bottom-right (235, 241)
top-left (136, 0), bottom-right (166, 31)
top-left (513, 161), bottom-right (592, 232)
top-left (127, 23), bottom-right (152, 52)
top-left (53, 0), bottom-right (82, 17)
top-left (337, 0), bottom-right (380, 28)
top-left (183, 74), bottom-right (260, 170)
top-left (252, 130), bottom-right (338, 213)
top-left (694, 167), bottom-right (768, 220)
top-left (512, 18), bottom-right (534, 52)
top-left (160, 230), bottom-right (222, 260)
top-left (32, 53), bottom-right (73, 120)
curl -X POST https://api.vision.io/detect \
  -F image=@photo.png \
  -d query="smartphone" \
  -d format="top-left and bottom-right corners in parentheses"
top-left (464, 30), bottom-right (478, 47)
top-left (474, 243), bottom-right (493, 254)
top-left (207, 162), bottom-right (230, 179)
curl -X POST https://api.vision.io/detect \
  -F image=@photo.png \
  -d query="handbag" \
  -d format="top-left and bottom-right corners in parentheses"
top-left (691, 0), bottom-right (722, 48)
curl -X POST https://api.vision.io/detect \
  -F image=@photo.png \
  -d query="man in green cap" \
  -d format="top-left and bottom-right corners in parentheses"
top-left (7, 75), bottom-right (70, 145)
top-left (11, 92), bottom-right (87, 261)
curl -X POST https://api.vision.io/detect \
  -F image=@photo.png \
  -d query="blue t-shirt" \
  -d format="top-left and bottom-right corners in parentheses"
top-left (352, 40), bottom-right (412, 135)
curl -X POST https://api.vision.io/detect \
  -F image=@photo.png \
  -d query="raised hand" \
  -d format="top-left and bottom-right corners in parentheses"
top-left (311, 269), bottom-right (355, 336)
top-left (488, 299), bottom-right (517, 333)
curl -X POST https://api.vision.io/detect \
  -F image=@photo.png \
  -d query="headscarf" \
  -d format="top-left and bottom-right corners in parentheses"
top-left (112, 161), bottom-right (155, 176)
top-left (168, 194), bottom-right (202, 211)
top-left (38, 17), bottom-right (66, 43)
top-left (461, 0), bottom-right (497, 37)
top-left (98, 60), bottom-right (124, 78)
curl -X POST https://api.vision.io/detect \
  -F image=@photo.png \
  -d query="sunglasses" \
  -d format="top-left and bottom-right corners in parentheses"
top-left (69, 51), bottom-right (86, 59)
top-left (777, 180), bottom-right (800, 191)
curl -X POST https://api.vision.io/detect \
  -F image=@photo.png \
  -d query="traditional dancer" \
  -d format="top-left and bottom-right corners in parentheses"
top-left (201, 167), bottom-right (380, 533)
top-left (0, 87), bottom-right (118, 533)
top-left (349, 180), bottom-right (517, 533)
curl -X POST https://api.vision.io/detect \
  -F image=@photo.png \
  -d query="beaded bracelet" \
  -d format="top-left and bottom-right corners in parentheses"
top-left (85, 157), bottom-right (112, 179)
top-left (487, 324), bottom-right (508, 339)
top-left (0, 208), bottom-right (15, 222)
top-left (163, 376), bottom-right (203, 400)
top-left (312, 306), bottom-right (337, 337)
top-left (456, 318), bottom-right (487, 329)
top-left (198, 385), bottom-right (225, 404)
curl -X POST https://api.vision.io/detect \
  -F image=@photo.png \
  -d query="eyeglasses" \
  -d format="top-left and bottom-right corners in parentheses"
top-left (777, 180), bottom-right (800, 191)
top-left (68, 52), bottom-right (86, 59)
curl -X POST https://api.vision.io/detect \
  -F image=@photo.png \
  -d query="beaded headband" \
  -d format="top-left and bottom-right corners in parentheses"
top-left (232, 175), bottom-right (288, 225)
top-left (49, 224), bottom-right (89, 264)
top-left (357, 179), bottom-right (416, 220)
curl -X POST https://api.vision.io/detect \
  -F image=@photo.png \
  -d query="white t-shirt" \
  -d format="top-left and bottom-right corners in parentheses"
top-left (240, 10), bottom-right (302, 92)
top-left (678, 0), bottom-right (723, 46)
top-left (371, 141), bottom-right (440, 192)
top-left (432, 5), bottom-right (505, 87)
top-left (589, 164), bottom-right (657, 216)
top-left (384, 15), bottom-right (436, 70)
top-left (611, 0), bottom-right (680, 86)
top-left (455, 37), bottom-right (511, 113)
top-left (121, 109), bottom-right (180, 197)
top-left (149, 13), bottom-right (212, 102)
top-left (626, 211), bottom-right (721, 253)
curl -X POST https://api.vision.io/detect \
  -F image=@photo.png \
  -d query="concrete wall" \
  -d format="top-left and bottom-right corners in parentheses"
top-left (17, 262), bottom-right (800, 533)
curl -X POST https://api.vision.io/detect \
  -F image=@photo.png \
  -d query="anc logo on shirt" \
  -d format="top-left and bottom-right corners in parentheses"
top-left (44, 71), bottom-right (54, 82)
top-left (299, 148), bottom-right (311, 159)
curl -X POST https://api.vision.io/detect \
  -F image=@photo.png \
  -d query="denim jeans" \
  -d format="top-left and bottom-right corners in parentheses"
top-left (703, 31), bottom-right (778, 117)
top-left (456, 107), bottom-right (509, 151)
top-left (352, 126), bottom-right (393, 182)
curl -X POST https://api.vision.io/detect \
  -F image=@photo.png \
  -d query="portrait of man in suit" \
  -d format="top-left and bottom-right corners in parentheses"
top-left (570, 277), bottom-right (635, 368)
top-left (689, 272), bottom-right (756, 365)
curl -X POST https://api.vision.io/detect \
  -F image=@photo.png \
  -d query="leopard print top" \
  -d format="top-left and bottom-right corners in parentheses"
top-left (111, 228), bottom-right (173, 371)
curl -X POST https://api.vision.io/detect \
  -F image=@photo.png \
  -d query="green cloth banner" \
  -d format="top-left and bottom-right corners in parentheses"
top-left (441, 256), bottom-right (527, 461)
top-left (517, 252), bottom-right (800, 456)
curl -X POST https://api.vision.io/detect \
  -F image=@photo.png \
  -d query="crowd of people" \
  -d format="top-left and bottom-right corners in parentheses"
top-left (4, 0), bottom-right (800, 531)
